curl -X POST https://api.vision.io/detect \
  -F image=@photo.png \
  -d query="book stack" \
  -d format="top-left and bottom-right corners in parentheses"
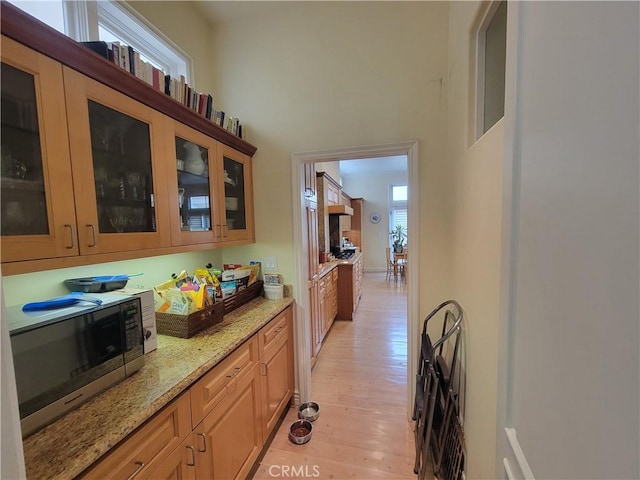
top-left (80, 41), bottom-right (245, 139)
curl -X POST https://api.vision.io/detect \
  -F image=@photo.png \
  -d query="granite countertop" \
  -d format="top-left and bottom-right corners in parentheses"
top-left (22, 296), bottom-right (294, 480)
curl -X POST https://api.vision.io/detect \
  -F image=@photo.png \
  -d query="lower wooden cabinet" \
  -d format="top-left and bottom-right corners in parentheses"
top-left (259, 306), bottom-right (294, 438)
top-left (144, 435), bottom-right (197, 480)
top-left (82, 393), bottom-right (192, 480)
top-left (310, 267), bottom-right (339, 365)
top-left (82, 305), bottom-right (293, 480)
top-left (309, 279), bottom-right (322, 365)
top-left (337, 254), bottom-right (363, 321)
top-left (194, 363), bottom-right (263, 480)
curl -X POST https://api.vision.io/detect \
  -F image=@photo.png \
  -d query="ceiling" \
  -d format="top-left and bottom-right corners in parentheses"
top-left (339, 156), bottom-right (408, 176)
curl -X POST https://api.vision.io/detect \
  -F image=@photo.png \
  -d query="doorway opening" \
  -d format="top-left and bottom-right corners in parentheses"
top-left (290, 140), bottom-right (419, 416)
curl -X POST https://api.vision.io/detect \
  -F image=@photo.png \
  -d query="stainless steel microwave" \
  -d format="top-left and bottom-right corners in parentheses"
top-left (6, 293), bottom-right (144, 437)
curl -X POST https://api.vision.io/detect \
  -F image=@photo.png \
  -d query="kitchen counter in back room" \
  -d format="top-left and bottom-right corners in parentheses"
top-left (335, 251), bottom-right (364, 320)
top-left (21, 296), bottom-right (294, 480)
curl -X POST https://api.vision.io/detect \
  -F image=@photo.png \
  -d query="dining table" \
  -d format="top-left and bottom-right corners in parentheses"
top-left (393, 251), bottom-right (408, 281)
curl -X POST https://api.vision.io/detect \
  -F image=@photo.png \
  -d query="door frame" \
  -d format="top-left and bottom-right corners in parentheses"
top-left (290, 140), bottom-right (419, 414)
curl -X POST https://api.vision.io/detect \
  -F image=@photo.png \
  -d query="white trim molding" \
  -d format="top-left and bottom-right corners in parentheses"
top-left (503, 428), bottom-right (535, 480)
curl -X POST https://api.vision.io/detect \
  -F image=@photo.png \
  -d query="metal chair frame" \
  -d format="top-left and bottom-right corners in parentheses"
top-left (413, 300), bottom-right (464, 480)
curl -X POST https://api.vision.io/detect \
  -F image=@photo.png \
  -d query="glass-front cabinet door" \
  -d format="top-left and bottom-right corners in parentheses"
top-left (167, 123), bottom-right (219, 245)
top-left (63, 67), bottom-right (171, 255)
top-left (0, 36), bottom-right (78, 263)
top-left (218, 144), bottom-right (254, 243)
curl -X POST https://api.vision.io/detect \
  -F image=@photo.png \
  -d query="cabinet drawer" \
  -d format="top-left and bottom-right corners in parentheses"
top-left (190, 337), bottom-right (258, 427)
top-left (258, 308), bottom-right (291, 358)
top-left (82, 393), bottom-right (191, 480)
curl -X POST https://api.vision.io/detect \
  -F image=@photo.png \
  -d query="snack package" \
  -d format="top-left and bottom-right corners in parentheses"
top-left (155, 270), bottom-right (188, 291)
top-left (222, 267), bottom-right (251, 291)
top-left (220, 280), bottom-right (237, 298)
top-left (162, 288), bottom-right (192, 315)
top-left (248, 263), bottom-right (261, 285)
top-left (194, 267), bottom-right (221, 304)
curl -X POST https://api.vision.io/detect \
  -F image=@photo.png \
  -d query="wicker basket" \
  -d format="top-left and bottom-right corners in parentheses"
top-left (156, 301), bottom-right (224, 338)
top-left (223, 280), bottom-right (263, 314)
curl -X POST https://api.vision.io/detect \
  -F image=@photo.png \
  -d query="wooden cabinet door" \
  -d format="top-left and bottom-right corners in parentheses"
top-left (63, 67), bottom-right (171, 255)
top-left (195, 364), bottom-right (263, 480)
top-left (306, 199), bottom-right (319, 279)
top-left (164, 121), bottom-right (220, 246)
top-left (259, 307), bottom-right (294, 439)
top-left (1, 36), bottom-right (78, 263)
top-left (319, 276), bottom-right (328, 339)
top-left (141, 434), bottom-right (197, 480)
top-left (190, 338), bottom-right (257, 427)
top-left (309, 281), bottom-right (322, 364)
top-left (215, 143), bottom-right (254, 244)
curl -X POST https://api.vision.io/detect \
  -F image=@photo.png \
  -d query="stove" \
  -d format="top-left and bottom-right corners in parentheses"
top-left (335, 251), bottom-right (354, 260)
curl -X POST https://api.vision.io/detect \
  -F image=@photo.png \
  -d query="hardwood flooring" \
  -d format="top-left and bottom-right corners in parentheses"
top-left (254, 272), bottom-right (417, 479)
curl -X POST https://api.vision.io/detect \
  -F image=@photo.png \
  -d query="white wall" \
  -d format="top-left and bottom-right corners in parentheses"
top-left (342, 171), bottom-right (409, 272)
top-left (497, 2), bottom-right (639, 478)
top-left (1, 251), bottom-right (222, 307)
top-left (446, 2), bottom-right (505, 476)
top-left (207, 1), bottom-right (452, 314)
top-left (1, 279), bottom-right (26, 480)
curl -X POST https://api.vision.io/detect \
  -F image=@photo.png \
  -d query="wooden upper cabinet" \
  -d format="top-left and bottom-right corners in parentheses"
top-left (0, 36), bottom-right (78, 263)
top-left (217, 144), bottom-right (254, 244)
top-left (0, 3), bottom-right (258, 274)
top-left (64, 67), bottom-right (172, 255)
top-left (164, 121), bottom-right (220, 246)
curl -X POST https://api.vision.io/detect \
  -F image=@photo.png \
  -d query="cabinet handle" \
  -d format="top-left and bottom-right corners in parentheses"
top-left (86, 224), bottom-right (97, 247)
top-left (197, 433), bottom-right (207, 452)
top-left (215, 224), bottom-right (222, 238)
top-left (125, 461), bottom-right (145, 480)
top-left (64, 224), bottom-right (75, 249)
top-left (223, 224), bottom-right (228, 237)
top-left (260, 362), bottom-right (267, 376)
top-left (186, 446), bottom-right (196, 466)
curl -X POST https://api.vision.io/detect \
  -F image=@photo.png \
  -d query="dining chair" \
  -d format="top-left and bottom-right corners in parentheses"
top-left (385, 246), bottom-right (396, 281)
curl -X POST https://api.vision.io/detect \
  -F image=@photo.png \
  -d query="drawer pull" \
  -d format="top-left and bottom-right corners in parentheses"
top-left (197, 433), bottom-right (207, 452)
top-left (125, 461), bottom-right (145, 480)
top-left (187, 446), bottom-right (196, 466)
top-left (64, 224), bottom-right (75, 249)
top-left (86, 224), bottom-right (97, 247)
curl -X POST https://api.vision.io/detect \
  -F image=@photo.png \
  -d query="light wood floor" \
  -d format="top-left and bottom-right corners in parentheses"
top-left (254, 272), bottom-right (416, 479)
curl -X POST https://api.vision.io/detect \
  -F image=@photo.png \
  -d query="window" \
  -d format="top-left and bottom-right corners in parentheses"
top-left (390, 184), bottom-right (408, 247)
top-left (7, 0), bottom-right (191, 81)
top-left (475, 0), bottom-right (507, 138)
top-left (187, 195), bottom-right (211, 231)
top-left (392, 185), bottom-right (408, 202)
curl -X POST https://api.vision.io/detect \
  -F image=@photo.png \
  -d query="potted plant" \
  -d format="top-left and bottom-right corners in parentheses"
top-left (390, 225), bottom-right (407, 253)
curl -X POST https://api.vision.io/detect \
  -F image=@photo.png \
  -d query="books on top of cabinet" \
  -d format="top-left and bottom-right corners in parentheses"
top-left (80, 40), bottom-right (245, 139)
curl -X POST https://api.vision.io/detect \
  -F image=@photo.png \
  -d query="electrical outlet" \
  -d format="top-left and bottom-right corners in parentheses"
top-left (264, 257), bottom-right (278, 272)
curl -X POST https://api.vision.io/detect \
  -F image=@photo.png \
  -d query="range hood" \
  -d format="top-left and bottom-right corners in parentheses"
top-left (327, 204), bottom-right (353, 216)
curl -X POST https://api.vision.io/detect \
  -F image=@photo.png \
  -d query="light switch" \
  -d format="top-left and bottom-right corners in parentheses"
top-left (264, 257), bottom-right (278, 272)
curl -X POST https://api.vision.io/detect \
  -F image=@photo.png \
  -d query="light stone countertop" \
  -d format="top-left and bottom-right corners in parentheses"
top-left (21, 296), bottom-right (294, 480)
